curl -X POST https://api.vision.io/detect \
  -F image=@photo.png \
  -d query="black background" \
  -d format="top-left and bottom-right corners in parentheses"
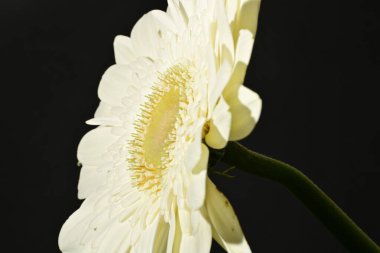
top-left (1, 0), bottom-right (379, 252)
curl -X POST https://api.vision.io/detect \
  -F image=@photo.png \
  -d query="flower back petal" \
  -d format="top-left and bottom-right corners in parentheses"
top-left (236, 0), bottom-right (261, 38)
top-left (206, 179), bottom-right (252, 253)
top-left (131, 10), bottom-right (176, 60)
top-left (178, 208), bottom-right (212, 253)
top-left (186, 144), bottom-right (209, 210)
top-left (114, 35), bottom-right (137, 65)
top-left (205, 96), bottom-right (231, 149)
top-left (228, 85), bottom-right (262, 140)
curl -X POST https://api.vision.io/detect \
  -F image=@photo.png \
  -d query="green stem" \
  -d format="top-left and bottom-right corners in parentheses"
top-left (221, 141), bottom-right (380, 253)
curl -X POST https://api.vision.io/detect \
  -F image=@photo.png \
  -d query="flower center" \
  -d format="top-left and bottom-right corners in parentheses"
top-left (128, 64), bottom-right (192, 193)
top-left (143, 87), bottom-right (179, 167)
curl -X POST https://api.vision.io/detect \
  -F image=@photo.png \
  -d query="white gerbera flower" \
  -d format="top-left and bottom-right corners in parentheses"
top-left (59, 1), bottom-right (261, 253)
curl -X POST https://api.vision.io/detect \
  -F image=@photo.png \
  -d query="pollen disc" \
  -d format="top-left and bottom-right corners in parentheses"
top-left (128, 64), bottom-right (193, 193)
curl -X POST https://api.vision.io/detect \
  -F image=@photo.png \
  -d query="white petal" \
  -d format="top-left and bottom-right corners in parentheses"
top-left (167, 0), bottom-right (187, 31)
top-left (208, 61), bottom-right (232, 114)
top-left (179, 209), bottom-right (212, 253)
top-left (224, 29), bottom-right (254, 98)
top-left (236, 0), bottom-right (261, 38)
top-left (229, 85), bottom-right (262, 140)
top-left (186, 144), bottom-right (209, 210)
top-left (77, 127), bottom-right (119, 166)
top-left (225, 0), bottom-right (239, 24)
top-left (215, 0), bottom-right (234, 65)
top-left (235, 30), bottom-right (254, 69)
top-left (178, 207), bottom-right (192, 235)
top-left (77, 165), bottom-right (108, 199)
top-left (183, 125), bottom-right (203, 171)
top-left (134, 216), bottom-right (169, 253)
top-left (94, 101), bottom-right (113, 118)
top-left (205, 96), bottom-right (231, 149)
top-left (222, 30), bottom-right (260, 140)
top-left (207, 44), bottom-right (217, 95)
top-left (59, 186), bottom-right (157, 253)
top-left (167, 204), bottom-right (182, 253)
top-left (206, 179), bottom-right (252, 253)
top-left (114, 35), bottom-right (137, 65)
top-left (98, 64), bottom-right (135, 107)
top-left (86, 117), bottom-right (122, 126)
top-left (153, 218), bottom-right (170, 253)
top-left (131, 10), bottom-right (176, 60)
top-left (59, 193), bottom-right (107, 252)
top-left (178, 0), bottom-right (195, 19)
top-left (95, 221), bottom-right (133, 253)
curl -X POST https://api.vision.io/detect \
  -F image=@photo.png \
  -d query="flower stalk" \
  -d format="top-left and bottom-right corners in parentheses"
top-left (220, 141), bottom-right (380, 253)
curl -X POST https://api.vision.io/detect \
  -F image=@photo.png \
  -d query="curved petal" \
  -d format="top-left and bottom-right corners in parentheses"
top-left (77, 165), bottom-right (108, 199)
top-left (167, 204), bottom-right (182, 253)
top-left (236, 0), bottom-right (261, 39)
top-left (225, 0), bottom-right (239, 25)
top-left (183, 124), bottom-right (203, 171)
top-left (229, 85), bottom-right (262, 140)
top-left (98, 64), bottom-right (136, 107)
top-left (205, 96), bottom-right (231, 149)
top-left (179, 208), bottom-right (212, 253)
top-left (186, 144), bottom-right (209, 210)
top-left (167, 0), bottom-right (187, 31)
top-left (77, 126), bottom-right (119, 166)
top-left (224, 29), bottom-right (254, 98)
top-left (215, 0), bottom-right (234, 65)
top-left (114, 35), bottom-right (137, 65)
top-left (59, 185), bottom-right (161, 253)
top-left (133, 216), bottom-right (169, 253)
top-left (131, 10), bottom-right (176, 60)
top-left (178, 0), bottom-right (195, 19)
top-left (94, 101), bottom-right (113, 118)
top-left (206, 179), bottom-right (251, 253)
top-left (208, 61), bottom-right (232, 114)
top-left (86, 117), bottom-right (122, 127)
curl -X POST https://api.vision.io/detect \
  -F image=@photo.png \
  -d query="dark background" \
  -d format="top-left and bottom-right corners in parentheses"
top-left (1, 0), bottom-right (379, 252)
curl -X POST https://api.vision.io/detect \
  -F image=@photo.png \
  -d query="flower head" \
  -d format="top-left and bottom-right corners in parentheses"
top-left (59, 0), bottom-right (261, 252)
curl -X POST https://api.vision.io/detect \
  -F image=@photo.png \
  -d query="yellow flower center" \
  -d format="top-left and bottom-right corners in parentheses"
top-left (128, 64), bottom-right (192, 193)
